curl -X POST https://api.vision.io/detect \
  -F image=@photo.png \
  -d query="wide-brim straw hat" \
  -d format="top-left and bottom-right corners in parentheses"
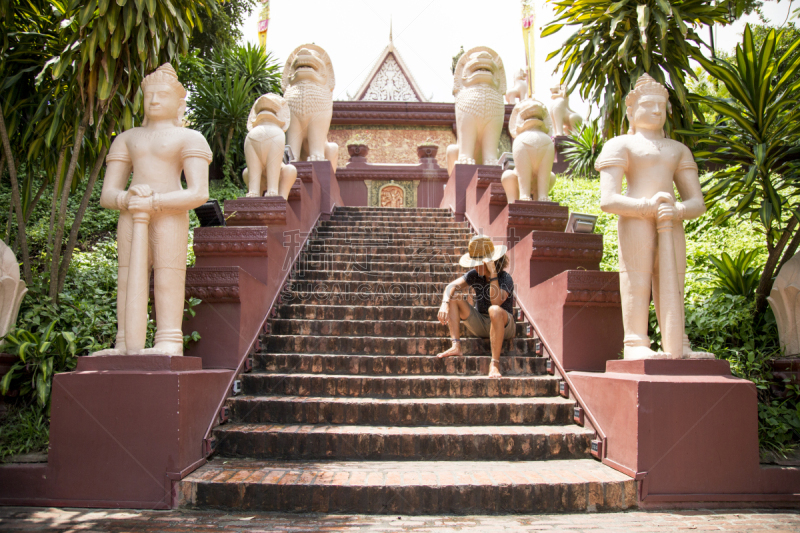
top-left (459, 235), bottom-right (508, 268)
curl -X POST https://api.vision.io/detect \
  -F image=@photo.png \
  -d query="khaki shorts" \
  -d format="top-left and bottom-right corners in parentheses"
top-left (463, 304), bottom-right (515, 340)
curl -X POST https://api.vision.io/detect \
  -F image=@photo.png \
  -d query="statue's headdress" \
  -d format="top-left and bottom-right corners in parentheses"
top-left (140, 63), bottom-right (186, 127)
top-left (625, 73), bottom-right (669, 136)
top-left (141, 63), bottom-right (186, 98)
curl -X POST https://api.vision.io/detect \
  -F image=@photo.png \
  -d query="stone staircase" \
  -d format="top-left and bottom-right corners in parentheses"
top-left (177, 207), bottom-right (636, 514)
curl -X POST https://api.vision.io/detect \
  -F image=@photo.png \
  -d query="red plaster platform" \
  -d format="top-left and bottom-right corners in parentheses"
top-left (569, 359), bottom-right (800, 504)
top-left (0, 355), bottom-right (232, 508)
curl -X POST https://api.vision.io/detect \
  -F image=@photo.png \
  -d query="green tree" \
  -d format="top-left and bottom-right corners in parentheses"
top-left (1, 0), bottom-right (216, 298)
top-left (189, 0), bottom-right (257, 59)
top-left (685, 25), bottom-right (800, 317)
top-left (184, 44), bottom-right (282, 183)
top-left (543, 0), bottom-right (729, 139)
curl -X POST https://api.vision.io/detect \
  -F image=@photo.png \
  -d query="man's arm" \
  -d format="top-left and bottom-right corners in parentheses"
top-left (442, 276), bottom-right (468, 303)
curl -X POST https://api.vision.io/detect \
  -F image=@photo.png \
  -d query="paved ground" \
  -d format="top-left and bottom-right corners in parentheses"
top-left (1, 507), bottom-right (799, 532)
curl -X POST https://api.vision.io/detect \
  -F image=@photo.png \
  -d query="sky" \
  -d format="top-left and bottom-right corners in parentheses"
top-left (242, 0), bottom-right (797, 117)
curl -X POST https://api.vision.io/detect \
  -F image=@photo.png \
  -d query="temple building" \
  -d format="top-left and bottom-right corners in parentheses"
top-left (328, 31), bottom-right (512, 208)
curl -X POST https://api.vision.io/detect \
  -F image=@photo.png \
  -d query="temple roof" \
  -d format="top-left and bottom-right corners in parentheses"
top-left (349, 26), bottom-right (429, 102)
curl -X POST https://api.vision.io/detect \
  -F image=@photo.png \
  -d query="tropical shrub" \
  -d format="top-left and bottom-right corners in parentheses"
top-left (561, 119), bottom-right (605, 179)
top-left (543, 0), bottom-right (729, 138)
top-left (686, 25), bottom-right (800, 316)
top-left (0, 405), bottom-right (49, 461)
top-left (707, 249), bottom-right (762, 297)
top-left (183, 43), bottom-right (282, 183)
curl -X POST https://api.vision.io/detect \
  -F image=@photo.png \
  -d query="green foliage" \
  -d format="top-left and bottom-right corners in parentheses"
top-left (543, 0), bottom-right (729, 138)
top-left (685, 24), bottom-right (800, 312)
top-left (0, 322), bottom-right (84, 410)
top-left (556, 176), bottom-right (797, 454)
top-left (0, 405), bottom-right (49, 461)
top-left (561, 119), bottom-right (605, 180)
top-left (707, 249), bottom-right (762, 296)
top-left (188, 0), bottom-right (257, 59)
top-left (184, 44), bottom-right (282, 182)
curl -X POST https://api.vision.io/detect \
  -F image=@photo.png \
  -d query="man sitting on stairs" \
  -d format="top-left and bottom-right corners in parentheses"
top-left (436, 235), bottom-right (516, 378)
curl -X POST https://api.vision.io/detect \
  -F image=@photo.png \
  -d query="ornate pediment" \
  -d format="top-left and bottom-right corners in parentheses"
top-left (351, 40), bottom-right (428, 102)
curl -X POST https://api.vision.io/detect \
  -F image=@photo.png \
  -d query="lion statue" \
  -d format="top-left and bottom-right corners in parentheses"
top-left (501, 98), bottom-right (556, 203)
top-left (505, 68), bottom-right (528, 104)
top-left (446, 46), bottom-right (506, 174)
top-left (282, 44), bottom-right (338, 167)
top-left (0, 238), bottom-right (26, 346)
top-left (548, 84), bottom-right (583, 136)
top-left (242, 93), bottom-right (297, 199)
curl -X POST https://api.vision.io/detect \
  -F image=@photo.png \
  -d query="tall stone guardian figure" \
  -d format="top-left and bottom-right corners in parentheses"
top-left (595, 74), bottom-right (710, 359)
top-left (97, 64), bottom-right (212, 356)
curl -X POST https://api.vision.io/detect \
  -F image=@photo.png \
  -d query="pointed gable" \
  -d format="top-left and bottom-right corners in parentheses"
top-left (352, 42), bottom-right (428, 102)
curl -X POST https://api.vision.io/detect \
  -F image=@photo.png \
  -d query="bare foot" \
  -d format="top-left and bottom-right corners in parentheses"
top-left (264, 190), bottom-right (279, 197)
top-left (245, 191), bottom-right (259, 198)
top-left (92, 347), bottom-right (126, 356)
top-left (437, 342), bottom-right (462, 359)
top-left (488, 359), bottom-right (502, 378)
top-left (141, 342), bottom-right (183, 356)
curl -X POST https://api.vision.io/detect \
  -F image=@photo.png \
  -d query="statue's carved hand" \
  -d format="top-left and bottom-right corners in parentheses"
top-left (127, 195), bottom-right (155, 213)
top-left (128, 184), bottom-right (154, 198)
top-left (657, 203), bottom-right (677, 223)
top-left (640, 192), bottom-right (674, 219)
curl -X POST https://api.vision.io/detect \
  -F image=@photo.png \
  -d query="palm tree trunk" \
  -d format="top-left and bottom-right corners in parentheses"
top-left (49, 113), bottom-right (89, 299)
top-left (46, 146), bottom-right (68, 255)
top-left (24, 179), bottom-right (48, 225)
top-left (0, 109), bottom-right (32, 284)
top-left (55, 121), bottom-right (115, 294)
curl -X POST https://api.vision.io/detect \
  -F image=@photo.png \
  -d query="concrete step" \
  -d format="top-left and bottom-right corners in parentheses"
top-left (264, 335), bottom-right (534, 356)
top-left (255, 353), bottom-right (544, 376)
top-left (297, 245), bottom-right (461, 256)
top-left (314, 228), bottom-right (471, 237)
top-left (280, 291), bottom-right (446, 306)
top-left (319, 221), bottom-right (469, 229)
top-left (296, 261), bottom-right (468, 274)
top-left (307, 237), bottom-right (471, 247)
top-left (227, 395), bottom-right (574, 426)
top-left (288, 280), bottom-right (451, 294)
top-left (268, 318), bottom-right (528, 337)
top-left (241, 373), bottom-right (559, 398)
top-left (292, 270), bottom-right (466, 283)
top-left (330, 215), bottom-right (459, 223)
top-left (275, 304), bottom-right (446, 320)
top-left (213, 423), bottom-right (593, 461)
top-left (299, 251), bottom-right (464, 264)
top-left (335, 207), bottom-right (452, 213)
top-left (176, 458), bottom-right (637, 514)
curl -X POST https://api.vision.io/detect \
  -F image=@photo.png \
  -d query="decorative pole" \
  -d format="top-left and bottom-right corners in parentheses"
top-left (656, 208), bottom-right (685, 358)
top-left (257, 0), bottom-right (270, 48)
top-left (521, 0), bottom-right (535, 99)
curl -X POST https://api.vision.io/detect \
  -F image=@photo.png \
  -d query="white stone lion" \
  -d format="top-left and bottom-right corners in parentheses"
top-left (501, 98), bottom-right (556, 202)
top-left (446, 46), bottom-right (506, 174)
top-left (242, 93), bottom-right (297, 199)
top-left (505, 68), bottom-right (528, 104)
top-left (549, 84), bottom-right (583, 136)
top-left (282, 44), bottom-right (338, 167)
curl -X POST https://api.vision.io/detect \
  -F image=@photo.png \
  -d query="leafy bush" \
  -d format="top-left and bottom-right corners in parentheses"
top-left (0, 322), bottom-right (85, 410)
top-left (561, 119), bottom-right (605, 180)
top-left (0, 405), bottom-right (49, 461)
top-left (707, 249), bottom-right (762, 297)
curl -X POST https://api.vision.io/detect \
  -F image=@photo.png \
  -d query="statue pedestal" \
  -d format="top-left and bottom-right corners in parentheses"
top-left (223, 196), bottom-right (287, 226)
top-left (4, 355), bottom-right (232, 508)
top-left (569, 359), bottom-right (800, 504)
top-left (528, 270), bottom-right (623, 372)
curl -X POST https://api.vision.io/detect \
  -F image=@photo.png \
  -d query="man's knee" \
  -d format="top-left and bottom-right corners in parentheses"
top-left (488, 305), bottom-right (506, 323)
